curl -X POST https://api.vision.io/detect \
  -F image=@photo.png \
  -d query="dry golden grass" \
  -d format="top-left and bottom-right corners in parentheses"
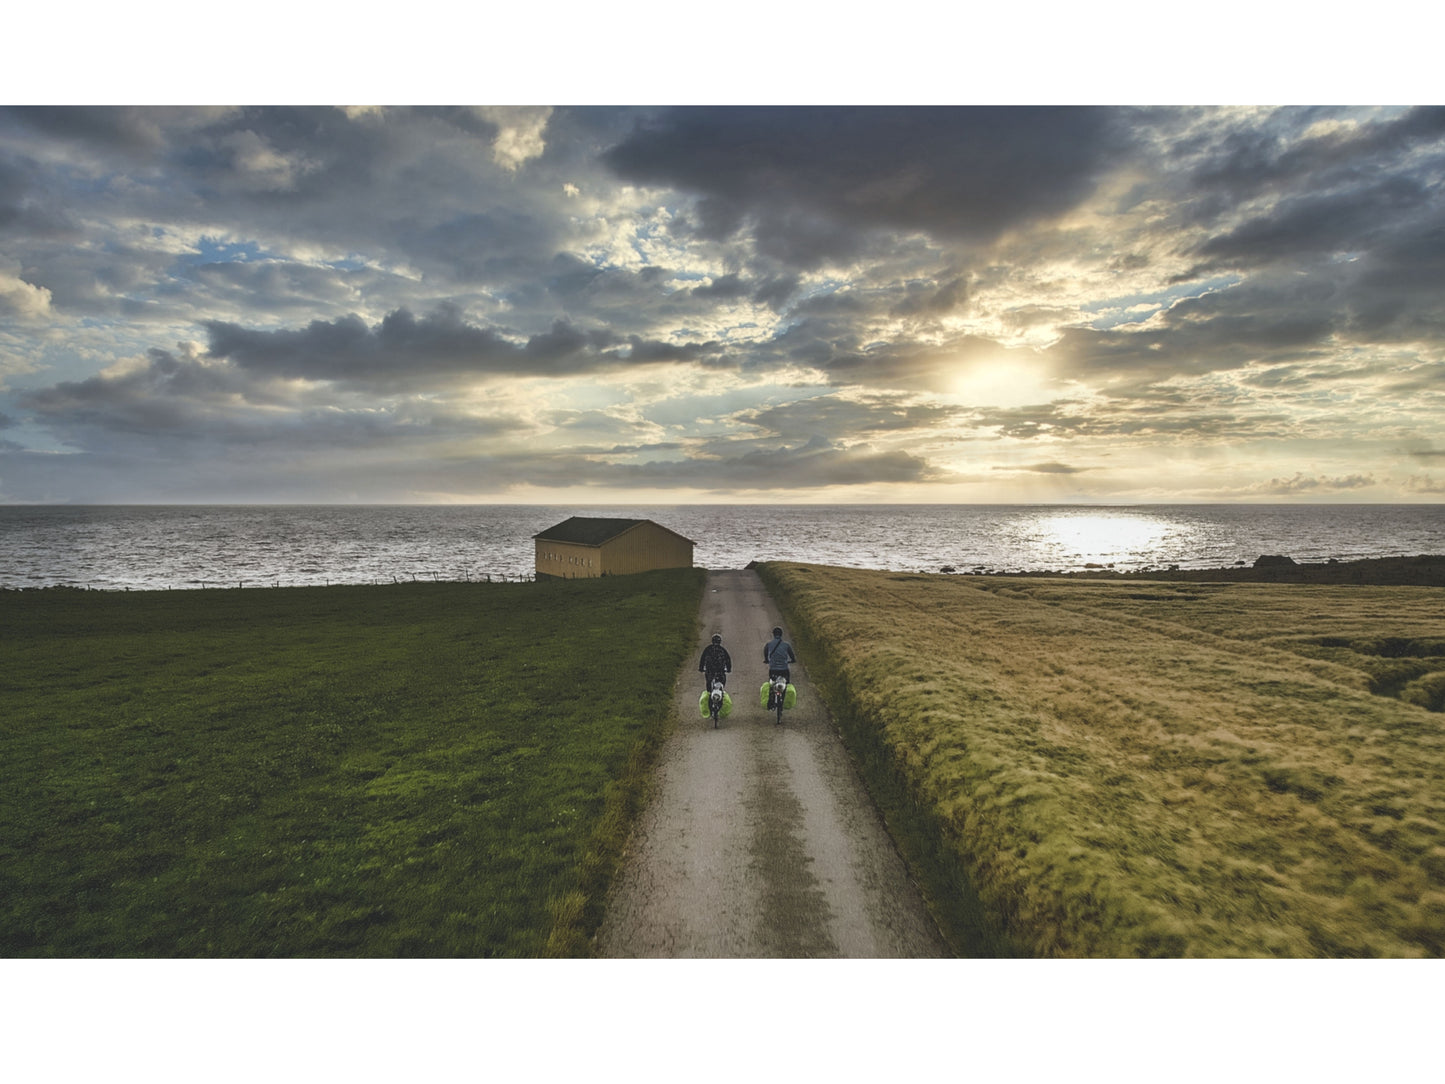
top-left (760, 563), bottom-right (1445, 957)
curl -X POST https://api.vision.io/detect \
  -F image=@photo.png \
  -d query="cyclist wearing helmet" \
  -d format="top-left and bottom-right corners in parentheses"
top-left (763, 626), bottom-right (797, 706)
top-left (699, 633), bottom-right (732, 692)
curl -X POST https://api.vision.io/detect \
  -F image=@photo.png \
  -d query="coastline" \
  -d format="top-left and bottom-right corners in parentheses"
top-left (12, 554), bottom-right (1445, 593)
top-left (979, 554), bottom-right (1445, 587)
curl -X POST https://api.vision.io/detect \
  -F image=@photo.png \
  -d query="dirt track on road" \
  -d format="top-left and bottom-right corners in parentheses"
top-left (596, 568), bottom-right (949, 958)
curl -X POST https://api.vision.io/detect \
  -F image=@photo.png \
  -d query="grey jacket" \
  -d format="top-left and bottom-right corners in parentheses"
top-left (763, 636), bottom-right (796, 669)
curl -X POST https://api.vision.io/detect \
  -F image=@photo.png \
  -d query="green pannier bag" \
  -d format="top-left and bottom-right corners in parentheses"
top-left (699, 690), bottom-right (733, 717)
top-left (759, 682), bottom-right (798, 709)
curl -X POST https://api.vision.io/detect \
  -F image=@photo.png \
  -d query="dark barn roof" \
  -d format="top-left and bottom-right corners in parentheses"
top-left (533, 516), bottom-right (694, 548)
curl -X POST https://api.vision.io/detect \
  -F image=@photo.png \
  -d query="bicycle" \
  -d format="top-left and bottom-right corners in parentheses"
top-left (707, 678), bottom-right (727, 728)
top-left (769, 674), bottom-right (790, 726)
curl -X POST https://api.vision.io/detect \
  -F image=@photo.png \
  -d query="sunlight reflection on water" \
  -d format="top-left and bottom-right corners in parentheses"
top-left (1026, 510), bottom-right (1181, 566)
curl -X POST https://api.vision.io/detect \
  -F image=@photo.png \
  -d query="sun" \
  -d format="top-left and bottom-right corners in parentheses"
top-left (947, 352), bottom-right (1056, 409)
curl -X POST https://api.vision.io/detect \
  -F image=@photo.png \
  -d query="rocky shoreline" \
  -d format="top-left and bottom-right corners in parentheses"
top-left (966, 554), bottom-right (1445, 587)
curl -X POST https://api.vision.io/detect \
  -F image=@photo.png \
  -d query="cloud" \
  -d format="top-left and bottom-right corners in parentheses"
top-left (17, 342), bottom-right (532, 448)
top-left (1, 105), bottom-right (230, 155)
top-left (1, 411), bottom-right (951, 502)
top-left (1188, 175), bottom-right (1436, 273)
top-left (969, 386), bottom-right (1296, 442)
top-left (602, 106), bottom-right (1127, 266)
top-left (199, 304), bottom-right (724, 388)
top-left (1250, 471), bottom-right (1377, 495)
top-left (471, 106), bottom-right (554, 170)
top-left (0, 269), bottom-right (53, 319)
top-left (1051, 276), bottom-right (1350, 386)
top-left (1403, 474), bottom-right (1445, 496)
top-left (500, 434), bottom-right (951, 491)
top-left (1157, 106), bottom-right (1445, 350)
top-left (1182, 106), bottom-right (1445, 211)
top-left (4, 105), bottom-right (1445, 503)
top-left (994, 461), bottom-right (1089, 474)
top-left (215, 129), bottom-right (317, 192)
top-left (744, 393), bottom-right (966, 441)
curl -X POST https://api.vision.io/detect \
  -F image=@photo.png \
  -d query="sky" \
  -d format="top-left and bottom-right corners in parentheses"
top-left (3, 18), bottom-right (1444, 505)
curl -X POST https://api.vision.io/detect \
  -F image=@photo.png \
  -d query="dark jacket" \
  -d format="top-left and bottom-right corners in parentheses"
top-left (699, 643), bottom-right (732, 674)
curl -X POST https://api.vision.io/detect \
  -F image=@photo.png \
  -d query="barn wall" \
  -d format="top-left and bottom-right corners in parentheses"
top-left (535, 539), bottom-right (603, 578)
top-left (598, 524), bottom-right (694, 576)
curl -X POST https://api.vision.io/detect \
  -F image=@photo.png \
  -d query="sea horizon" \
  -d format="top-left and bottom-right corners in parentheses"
top-left (5, 502), bottom-right (1445, 592)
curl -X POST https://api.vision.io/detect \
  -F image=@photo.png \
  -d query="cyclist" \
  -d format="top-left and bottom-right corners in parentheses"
top-left (699, 633), bottom-right (732, 692)
top-left (762, 626), bottom-right (797, 708)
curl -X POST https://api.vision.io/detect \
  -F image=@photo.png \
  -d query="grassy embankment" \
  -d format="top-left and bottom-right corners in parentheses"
top-left (1, 569), bottom-right (704, 957)
top-left (758, 562), bottom-right (1445, 957)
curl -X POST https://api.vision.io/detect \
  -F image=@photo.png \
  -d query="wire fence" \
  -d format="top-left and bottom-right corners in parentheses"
top-left (1, 569), bottom-right (541, 592)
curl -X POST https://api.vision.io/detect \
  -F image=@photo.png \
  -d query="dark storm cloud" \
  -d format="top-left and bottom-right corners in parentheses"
top-left (891, 275), bottom-right (969, 318)
top-left (750, 305), bottom-right (942, 386)
top-left (1341, 225), bottom-right (1445, 340)
top-left (2, 106), bottom-right (176, 153)
top-left (751, 274), bottom-right (802, 311)
top-left (1162, 106), bottom-right (1445, 346)
top-left (201, 304), bottom-right (722, 387)
top-left (688, 272), bottom-right (749, 300)
top-left (0, 145), bottom-right (99, 246)
top-left (621, 336), bottom-right (725, 364)
top-left (0, 154), bottom-right (51, 235)
top-left (539, 256), bottom-right (664, 311)
top-left (21, 348), bottom-right (249, 436)
top-left (408, 208), bottom-right (554, 283)
top-left (533, 258), bottom-right (769, 336)
top-left (1188, 175), bottom-right (1436, 272)
top-left (1185, 106), bottom-right (1445, 207)
top-left (602, 107), bottom-right (1126, 266)
top-left (19, 346), bottom-right (530, 451)
top-left (1055, 274), bottom-right (1352, 383)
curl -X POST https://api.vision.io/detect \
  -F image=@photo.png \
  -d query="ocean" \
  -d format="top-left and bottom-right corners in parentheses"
top-left (3, 503), bottom-right (1445, 592)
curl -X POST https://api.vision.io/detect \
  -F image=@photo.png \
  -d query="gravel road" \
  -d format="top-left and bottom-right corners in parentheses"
top-left (595, 568), bottom-right (949, 958)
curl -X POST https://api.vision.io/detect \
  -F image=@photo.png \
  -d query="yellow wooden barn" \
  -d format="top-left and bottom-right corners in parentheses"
top-left (533, 516), bottom-right (695, 579)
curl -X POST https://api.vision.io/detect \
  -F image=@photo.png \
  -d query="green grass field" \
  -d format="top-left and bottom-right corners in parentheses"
top-left (758, 562), bottom-right (1445, 958)
top-left (1, 569), bottom-right (704, 957)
